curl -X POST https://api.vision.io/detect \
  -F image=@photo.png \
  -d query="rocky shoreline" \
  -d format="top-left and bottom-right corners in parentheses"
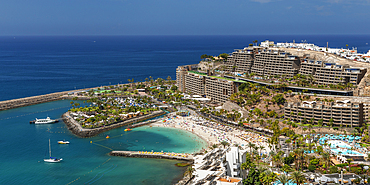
top-left (62, 110), bottom-right (166, 137)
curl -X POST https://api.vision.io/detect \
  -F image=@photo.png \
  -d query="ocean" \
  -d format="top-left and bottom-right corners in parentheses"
top-left (0, 100), bottom-right (208, 184)
top-left (0, 35), bottom-right (369, 184)
top-left (0, 35), bottom-right (369, 101)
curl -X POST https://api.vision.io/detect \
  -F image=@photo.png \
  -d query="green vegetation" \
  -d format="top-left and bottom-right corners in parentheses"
top-left (175, 162), bottom-right (192, 167)
top-left (69, 77), bottom-right (181, 128)
top-left (70, 96), bottom-right (159, 128)
top-left (200, 54), bottom-right (214, 60)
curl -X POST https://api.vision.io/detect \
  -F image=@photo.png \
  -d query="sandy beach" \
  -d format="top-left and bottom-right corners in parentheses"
top-left (150, 113), bottom-right (271, 154)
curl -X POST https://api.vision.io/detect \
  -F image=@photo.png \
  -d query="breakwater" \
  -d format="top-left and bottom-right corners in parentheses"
top-left (0, 92), bottom-right (65, 111)
top-left (0, 88), bottom-right (93, 111)
top-left (62, 110), bottom-right (166, 138)
top-left (109, 151), bottom-right (194, 162)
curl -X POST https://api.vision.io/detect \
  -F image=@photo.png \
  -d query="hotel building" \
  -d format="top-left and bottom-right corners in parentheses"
top-left (226, 48), bottom-right (257, 73)
top-left (250, 48), bottom-right (301, 78)
top-left (300, 59), bottom-right (367, 86)
top-left (176, 68), bottom-right (237, 103)
top-left (284, 100), bottom-right (363, 127)
top-left (176, 64), bottom-right (198, 92)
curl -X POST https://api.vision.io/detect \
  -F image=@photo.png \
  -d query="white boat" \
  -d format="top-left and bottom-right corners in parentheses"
top-left (44, 139), bottom-right (63, 163)
top-left (58, 140), bottom-right (70, 144)
top-left (30, 117), bottom-right (58, 124)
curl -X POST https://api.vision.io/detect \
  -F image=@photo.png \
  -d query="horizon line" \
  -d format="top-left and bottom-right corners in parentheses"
top-left (1, 33), bottom-right (370, 37)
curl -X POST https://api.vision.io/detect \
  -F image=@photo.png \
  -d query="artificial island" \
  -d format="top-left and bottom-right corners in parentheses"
top-left (2, 40), bottom-right (370, 185)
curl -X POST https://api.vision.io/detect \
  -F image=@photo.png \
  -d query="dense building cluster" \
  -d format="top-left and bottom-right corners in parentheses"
top-left (176, 46), bottom-right (370, 127)
top-left (226, 47), bottom-right (366, 85)
top-left (177, 47), bottom-right (367, 104)
top-left (284, 100), bottom-right (364, 127)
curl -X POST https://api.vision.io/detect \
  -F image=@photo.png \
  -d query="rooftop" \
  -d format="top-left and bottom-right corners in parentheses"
top-left (218, 177), bottom-right (242, 183)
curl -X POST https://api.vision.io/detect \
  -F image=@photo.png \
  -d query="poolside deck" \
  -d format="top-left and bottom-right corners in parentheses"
top-left (109, 151), bottom-right (194, 162)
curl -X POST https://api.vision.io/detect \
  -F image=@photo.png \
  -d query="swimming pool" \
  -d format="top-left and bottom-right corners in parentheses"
top-left (331, 148), bottom-right (365, 156)
top-left (327, 140), bottom-right (353, 149)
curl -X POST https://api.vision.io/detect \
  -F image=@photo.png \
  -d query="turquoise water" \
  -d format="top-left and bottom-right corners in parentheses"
top-left (328, 141), bottom-right (352, 149)
top-left (331, 149), bottom-right (364, 156)
top-left (0, 100), bottom-right (207, 184)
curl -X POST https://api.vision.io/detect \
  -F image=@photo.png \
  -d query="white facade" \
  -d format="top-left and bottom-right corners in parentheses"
top-left (260, 40), bottom-right (274, 47)
top-left (225, 147), bottom-right (247, 178)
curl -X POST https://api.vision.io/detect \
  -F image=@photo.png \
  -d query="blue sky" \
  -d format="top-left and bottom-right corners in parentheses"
top-left (0, 0), bottom-right (369, 35)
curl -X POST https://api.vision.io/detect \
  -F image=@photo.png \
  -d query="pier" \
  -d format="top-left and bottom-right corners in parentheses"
top-left (109, 151), bottom-right (194, 162)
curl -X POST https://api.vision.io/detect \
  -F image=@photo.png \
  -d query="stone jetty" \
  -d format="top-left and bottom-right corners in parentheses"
top-left (0, 92), bottom-right (65, 111)
top-left (0, 88), bottom-right (94, 111)
top-left (62, 110), bottom-right (166, 138)
top-left (109, 151), bottom-right (194, 162)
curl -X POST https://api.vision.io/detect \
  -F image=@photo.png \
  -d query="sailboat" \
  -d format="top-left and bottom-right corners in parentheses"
top-left (44, 139), bottom-right (63, 163)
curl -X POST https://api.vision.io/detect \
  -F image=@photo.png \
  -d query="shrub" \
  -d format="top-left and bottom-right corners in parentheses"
top-left (333, 127), bottom-right (339, 130)
top-left (283, 155), bottom-right (294, 165)
top-left (336, 163), bottom-right (348, 168)
top-left (330, 166), bottom-right (338, 173)
top-left (272, 94), bottom-right (286, 105)
top-left (308, 165), bottom-right (316, 172)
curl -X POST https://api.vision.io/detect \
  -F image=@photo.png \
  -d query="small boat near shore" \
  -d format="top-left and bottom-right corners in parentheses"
top-left (30, 117), bottom-right (59, 124)
top-left (58, 140), bottom-right (70, 144)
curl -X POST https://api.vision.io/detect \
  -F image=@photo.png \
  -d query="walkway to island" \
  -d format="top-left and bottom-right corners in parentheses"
top-left (109, 151), bottom-right (194, 162)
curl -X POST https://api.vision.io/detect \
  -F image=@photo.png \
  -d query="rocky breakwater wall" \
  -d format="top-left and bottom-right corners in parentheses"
top-left (0, 92), bottom-right (66, 111)
top-left (0, 87), bottom-right (97, 111)
top-left (62, 110), bottom-right (166, 138)
top-left (109, 151), bottom-right (194, 162)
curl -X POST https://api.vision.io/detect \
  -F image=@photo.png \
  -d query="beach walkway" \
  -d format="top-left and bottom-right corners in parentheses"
top-left (109, 151), bottom-right (194, 162)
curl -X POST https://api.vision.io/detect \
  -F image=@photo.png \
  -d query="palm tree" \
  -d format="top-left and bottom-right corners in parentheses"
top-left (322, 152), bottom-right (331, 170)
top-left (240, 162), bottom-right (249, 179)
top-left (256, 166), bottom-right (268, 174)
top-left (184, 166), bottom-right (194, 177)
top-left (220, 141), bottom-right (229, 148)
top-left (292, 149), bottom-right (301, 170)
top-left (259, 145), bottom-right (265, 157)
top-left (276, 174), bottom-right (290, 185)
top-left (290, 171), bottom-right (306, 185)
top-left (347, 158), bottom-right (353, 172)
top-left (248, 142), bottom-right (255, 159)
top-left (211, 144), bottom-right (218, 149)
